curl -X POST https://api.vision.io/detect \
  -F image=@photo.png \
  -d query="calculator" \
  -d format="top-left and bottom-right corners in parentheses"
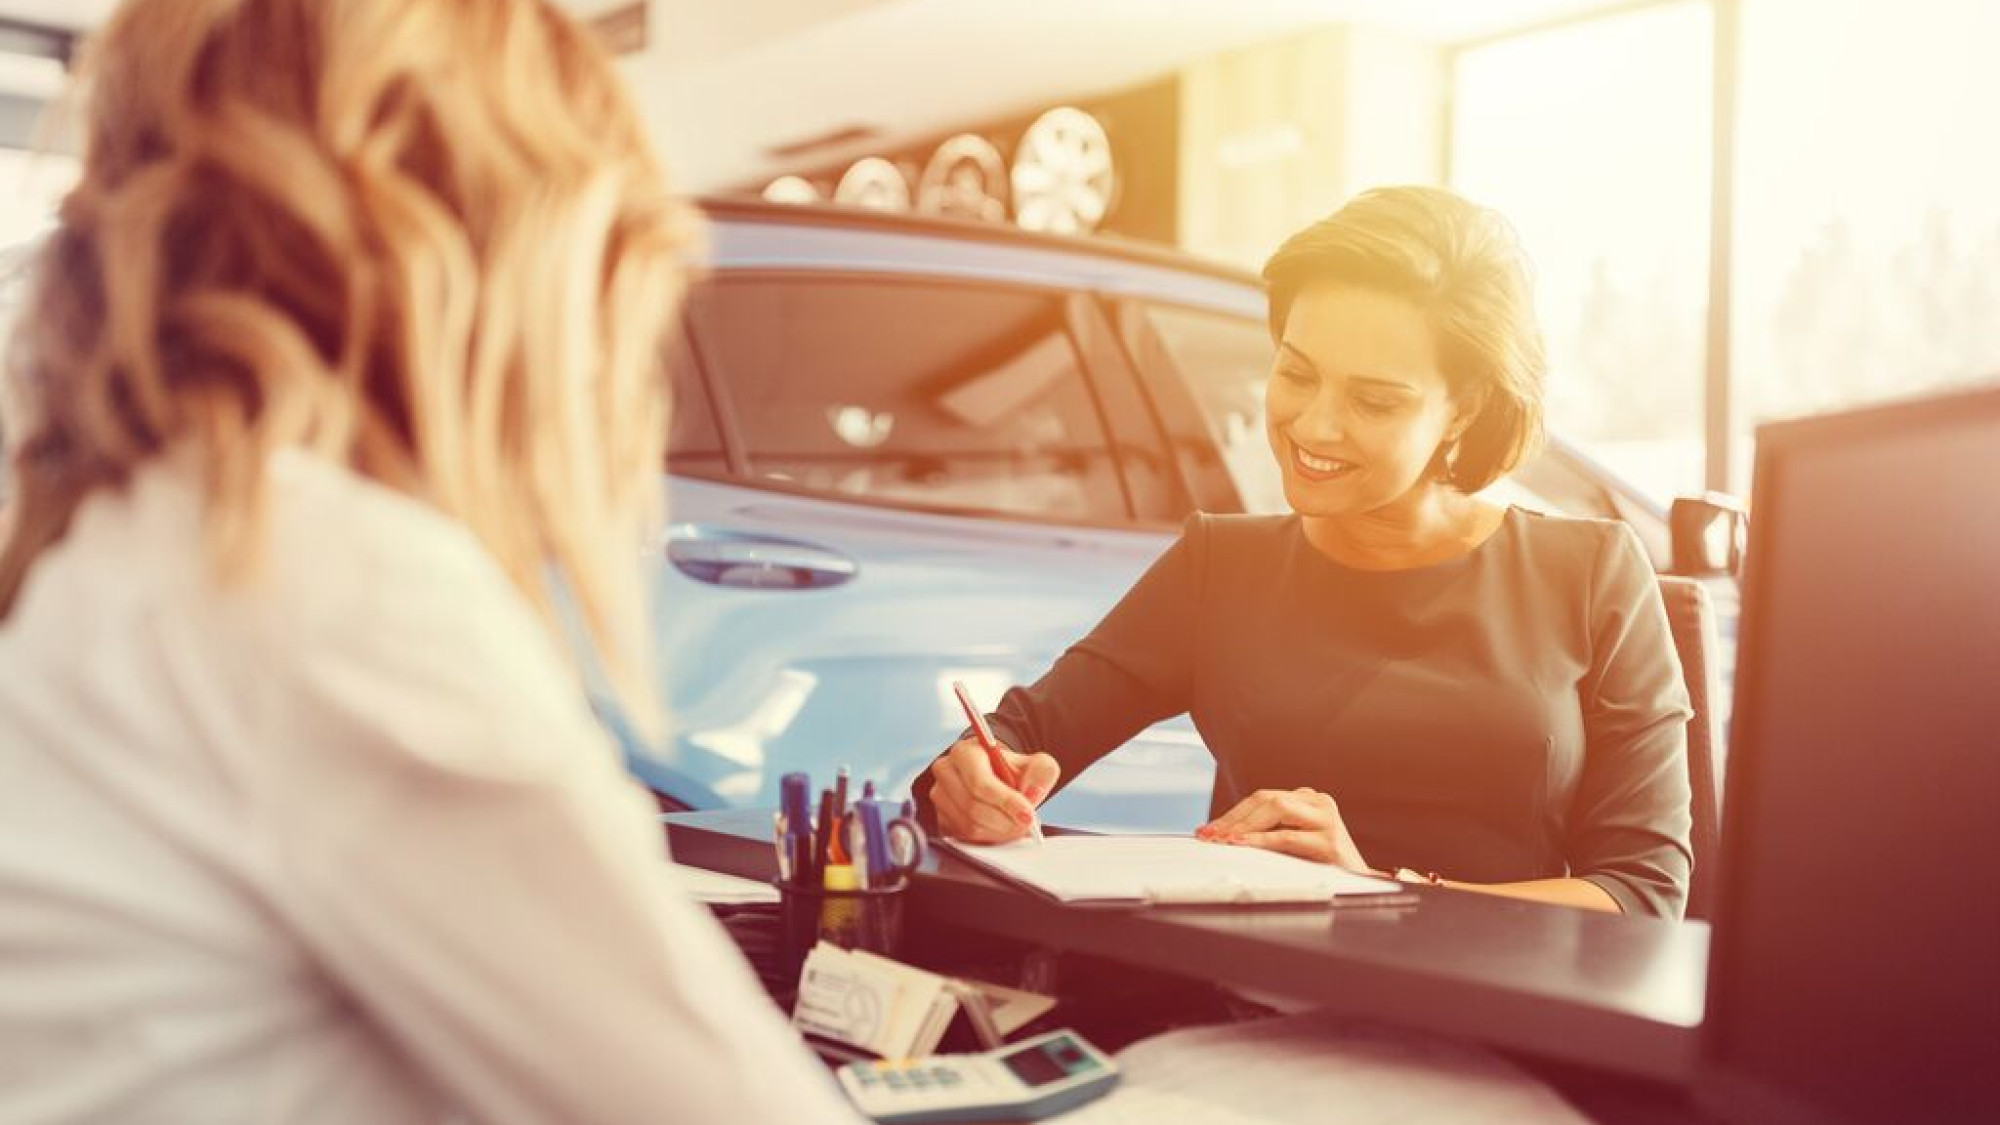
top-left (835, 1028), bottom-right (1120, 1123)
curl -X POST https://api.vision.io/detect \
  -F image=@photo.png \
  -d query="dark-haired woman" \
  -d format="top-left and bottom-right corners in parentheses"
top-left (919, 185), bottom-right (1694, 920)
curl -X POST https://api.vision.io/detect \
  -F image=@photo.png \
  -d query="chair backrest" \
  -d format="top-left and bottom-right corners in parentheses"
top-left (1656, 575), bottom-right (1727, 921)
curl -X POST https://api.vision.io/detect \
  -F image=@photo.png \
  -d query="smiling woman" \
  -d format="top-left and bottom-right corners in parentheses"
top-left (1264, 287), bottom-right (1491, 567)
top-left (1258, 188), bottom-right (1543, 571)
top-left (917, 185), bottom-right (1697, 921)
top-left (1264, 189), bottom-right (1543, 491)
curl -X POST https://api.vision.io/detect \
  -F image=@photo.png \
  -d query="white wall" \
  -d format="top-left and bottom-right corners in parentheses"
top-left (1177, 25), bottom-right (1445, 270)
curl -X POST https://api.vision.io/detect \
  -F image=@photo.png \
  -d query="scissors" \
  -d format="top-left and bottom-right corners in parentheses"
top-left (847, 799), bottom-right (928, 888)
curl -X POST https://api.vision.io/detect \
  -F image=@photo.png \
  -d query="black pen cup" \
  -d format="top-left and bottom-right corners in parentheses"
top-left (774, 873), bottom-right (910, 988)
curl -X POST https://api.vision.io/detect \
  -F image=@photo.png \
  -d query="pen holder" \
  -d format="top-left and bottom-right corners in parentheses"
top-left (774, 873), bottom-right (910, 989)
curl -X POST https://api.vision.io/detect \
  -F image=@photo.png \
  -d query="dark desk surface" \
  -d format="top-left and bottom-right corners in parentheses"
top-left (665, 808), bottom-right (1710, 1085)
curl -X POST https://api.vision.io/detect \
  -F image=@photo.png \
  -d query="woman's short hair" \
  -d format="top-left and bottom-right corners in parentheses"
top-left (1, 0), bottom-right (691, 722)
top-left (1261, 185), bottom-right (1547, 493)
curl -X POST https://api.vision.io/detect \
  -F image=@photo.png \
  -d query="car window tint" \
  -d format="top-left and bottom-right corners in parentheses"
top-left (688, 277), bottom-right (1126, 524)
top-left (665, 328), bottom-right (728, 475)
top-left (1140, 303), bottom-right (1288, 514)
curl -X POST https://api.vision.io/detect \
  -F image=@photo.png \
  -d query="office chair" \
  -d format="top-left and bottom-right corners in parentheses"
top-left (1657, 576), bottom-right (1727, 921)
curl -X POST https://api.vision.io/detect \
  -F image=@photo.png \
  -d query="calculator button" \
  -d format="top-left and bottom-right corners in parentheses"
top-left (935, 1070), bottom-right (961, 1086)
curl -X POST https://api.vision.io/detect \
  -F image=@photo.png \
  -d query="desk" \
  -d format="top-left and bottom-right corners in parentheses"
top-left (665, 809), bottom-right (1708, 1085)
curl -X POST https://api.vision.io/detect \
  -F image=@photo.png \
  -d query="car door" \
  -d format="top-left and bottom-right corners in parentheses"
top-left (639, 269), bottom-right (1213, 831)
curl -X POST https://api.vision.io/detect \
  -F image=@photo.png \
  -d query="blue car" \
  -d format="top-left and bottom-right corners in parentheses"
top-left (625, 198), bottom-right (1732, 832)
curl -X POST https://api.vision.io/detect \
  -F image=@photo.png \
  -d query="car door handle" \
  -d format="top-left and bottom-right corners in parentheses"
top-left (666, 535), bottom-right (859, 590)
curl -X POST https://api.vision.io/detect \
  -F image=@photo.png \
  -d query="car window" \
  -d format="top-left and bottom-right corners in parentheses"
top-left (1139, 303), bottom-right (1288, 513)
top-left (665, 329), bottom-right (729, 476)
top-left (686, 276), bottom-right (1128, 524)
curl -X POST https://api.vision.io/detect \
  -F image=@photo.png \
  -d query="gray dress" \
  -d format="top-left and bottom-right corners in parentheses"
top-left (922, 508), bottom-right (1696, 919)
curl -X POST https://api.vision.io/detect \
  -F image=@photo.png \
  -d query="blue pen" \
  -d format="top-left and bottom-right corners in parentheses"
top-left (857, 800), bottom-right (891, 889)
top-left (780, 772), bottom-right (814, 885)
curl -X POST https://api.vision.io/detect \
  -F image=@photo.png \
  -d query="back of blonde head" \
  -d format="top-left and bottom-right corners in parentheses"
top-left (2, 0), bottom-right (688, 720)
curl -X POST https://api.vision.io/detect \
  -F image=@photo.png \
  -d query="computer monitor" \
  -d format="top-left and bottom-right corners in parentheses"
top-left (1699, 386), bottom-right (2000, 1125)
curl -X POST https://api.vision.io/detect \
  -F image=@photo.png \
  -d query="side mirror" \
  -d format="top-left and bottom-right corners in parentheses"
top-left (1670, 492), bottom-right (1748, 577)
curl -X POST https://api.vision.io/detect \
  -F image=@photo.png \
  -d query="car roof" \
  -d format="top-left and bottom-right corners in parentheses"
top-left (682, 197), bottom-right (1667, 527)
top-left (688, 196), bottom-right (1266, 320)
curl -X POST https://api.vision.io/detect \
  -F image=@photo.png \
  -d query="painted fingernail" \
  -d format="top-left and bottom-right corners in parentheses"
top-left (1023, 785), bottom-right (1045, 804)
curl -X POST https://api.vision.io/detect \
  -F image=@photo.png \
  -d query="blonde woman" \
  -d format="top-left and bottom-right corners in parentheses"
top-left (0, 1), bottom-right (865, 1122)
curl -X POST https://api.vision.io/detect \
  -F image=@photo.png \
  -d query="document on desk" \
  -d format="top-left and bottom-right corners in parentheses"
top-left (667, 861), bottom-right (781, 905)
top-left (939, 835), bottom-right (1398, 905)
top-left (1057, 1013), bottom-right (1593, 1125)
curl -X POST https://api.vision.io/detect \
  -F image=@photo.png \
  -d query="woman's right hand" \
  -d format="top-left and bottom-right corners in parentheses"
top-left (927, 737), bottom-right (1061, 843)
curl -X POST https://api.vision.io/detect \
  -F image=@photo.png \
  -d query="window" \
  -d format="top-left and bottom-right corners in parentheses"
top-left (1138, 303), bottom-right (1286, 514)
top-left (685, 277), bottom-right (1127, 524)
top-left (1450, 2), bottom-right (1714, 507)
top-left (1732, 0), bottom-right (2000, 488)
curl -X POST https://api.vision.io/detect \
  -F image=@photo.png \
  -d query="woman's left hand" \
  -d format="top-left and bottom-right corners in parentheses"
top-left (1197, 788), bottom-right (1373, 872)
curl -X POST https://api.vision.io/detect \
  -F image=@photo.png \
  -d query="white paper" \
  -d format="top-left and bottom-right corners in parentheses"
top-left (667, 861), bottom-right (781, 905)
top-left (847, 949), bottom-right (953, 1058)
top-left (1059, 1014), bottom-right (1593, 1125)
top-left (793, 945), bottom-right (912, 1052)
top-left (792, 943), bottom-right (1057, 1060)
top-left (941, 835), bottom-right (1400, 904)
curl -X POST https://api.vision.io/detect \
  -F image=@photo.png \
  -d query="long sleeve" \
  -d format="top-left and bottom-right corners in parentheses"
top-left (0, 452), bottom-right (865, 1124)
top-left (253, 527), bottom-right (866, 1125)
top-left (1566, 524), bottom-right (1697, 919)
top-left (914, 513), bottom-right (1208, 822)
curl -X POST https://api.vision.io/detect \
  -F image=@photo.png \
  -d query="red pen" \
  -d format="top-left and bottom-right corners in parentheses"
top-left (951, 680), bottom-right (1043, 844)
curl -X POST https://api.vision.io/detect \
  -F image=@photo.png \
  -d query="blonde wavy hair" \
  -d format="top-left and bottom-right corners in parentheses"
top-left (1, 0), bottom-right (690, 723)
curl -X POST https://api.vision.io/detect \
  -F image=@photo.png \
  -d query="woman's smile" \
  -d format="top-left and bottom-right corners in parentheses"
top-left (1287, 438), bottom-right (1362, 483)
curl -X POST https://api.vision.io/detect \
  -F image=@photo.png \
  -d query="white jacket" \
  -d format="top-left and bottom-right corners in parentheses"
top-left (0, 450), bottom-right (864, 1125)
